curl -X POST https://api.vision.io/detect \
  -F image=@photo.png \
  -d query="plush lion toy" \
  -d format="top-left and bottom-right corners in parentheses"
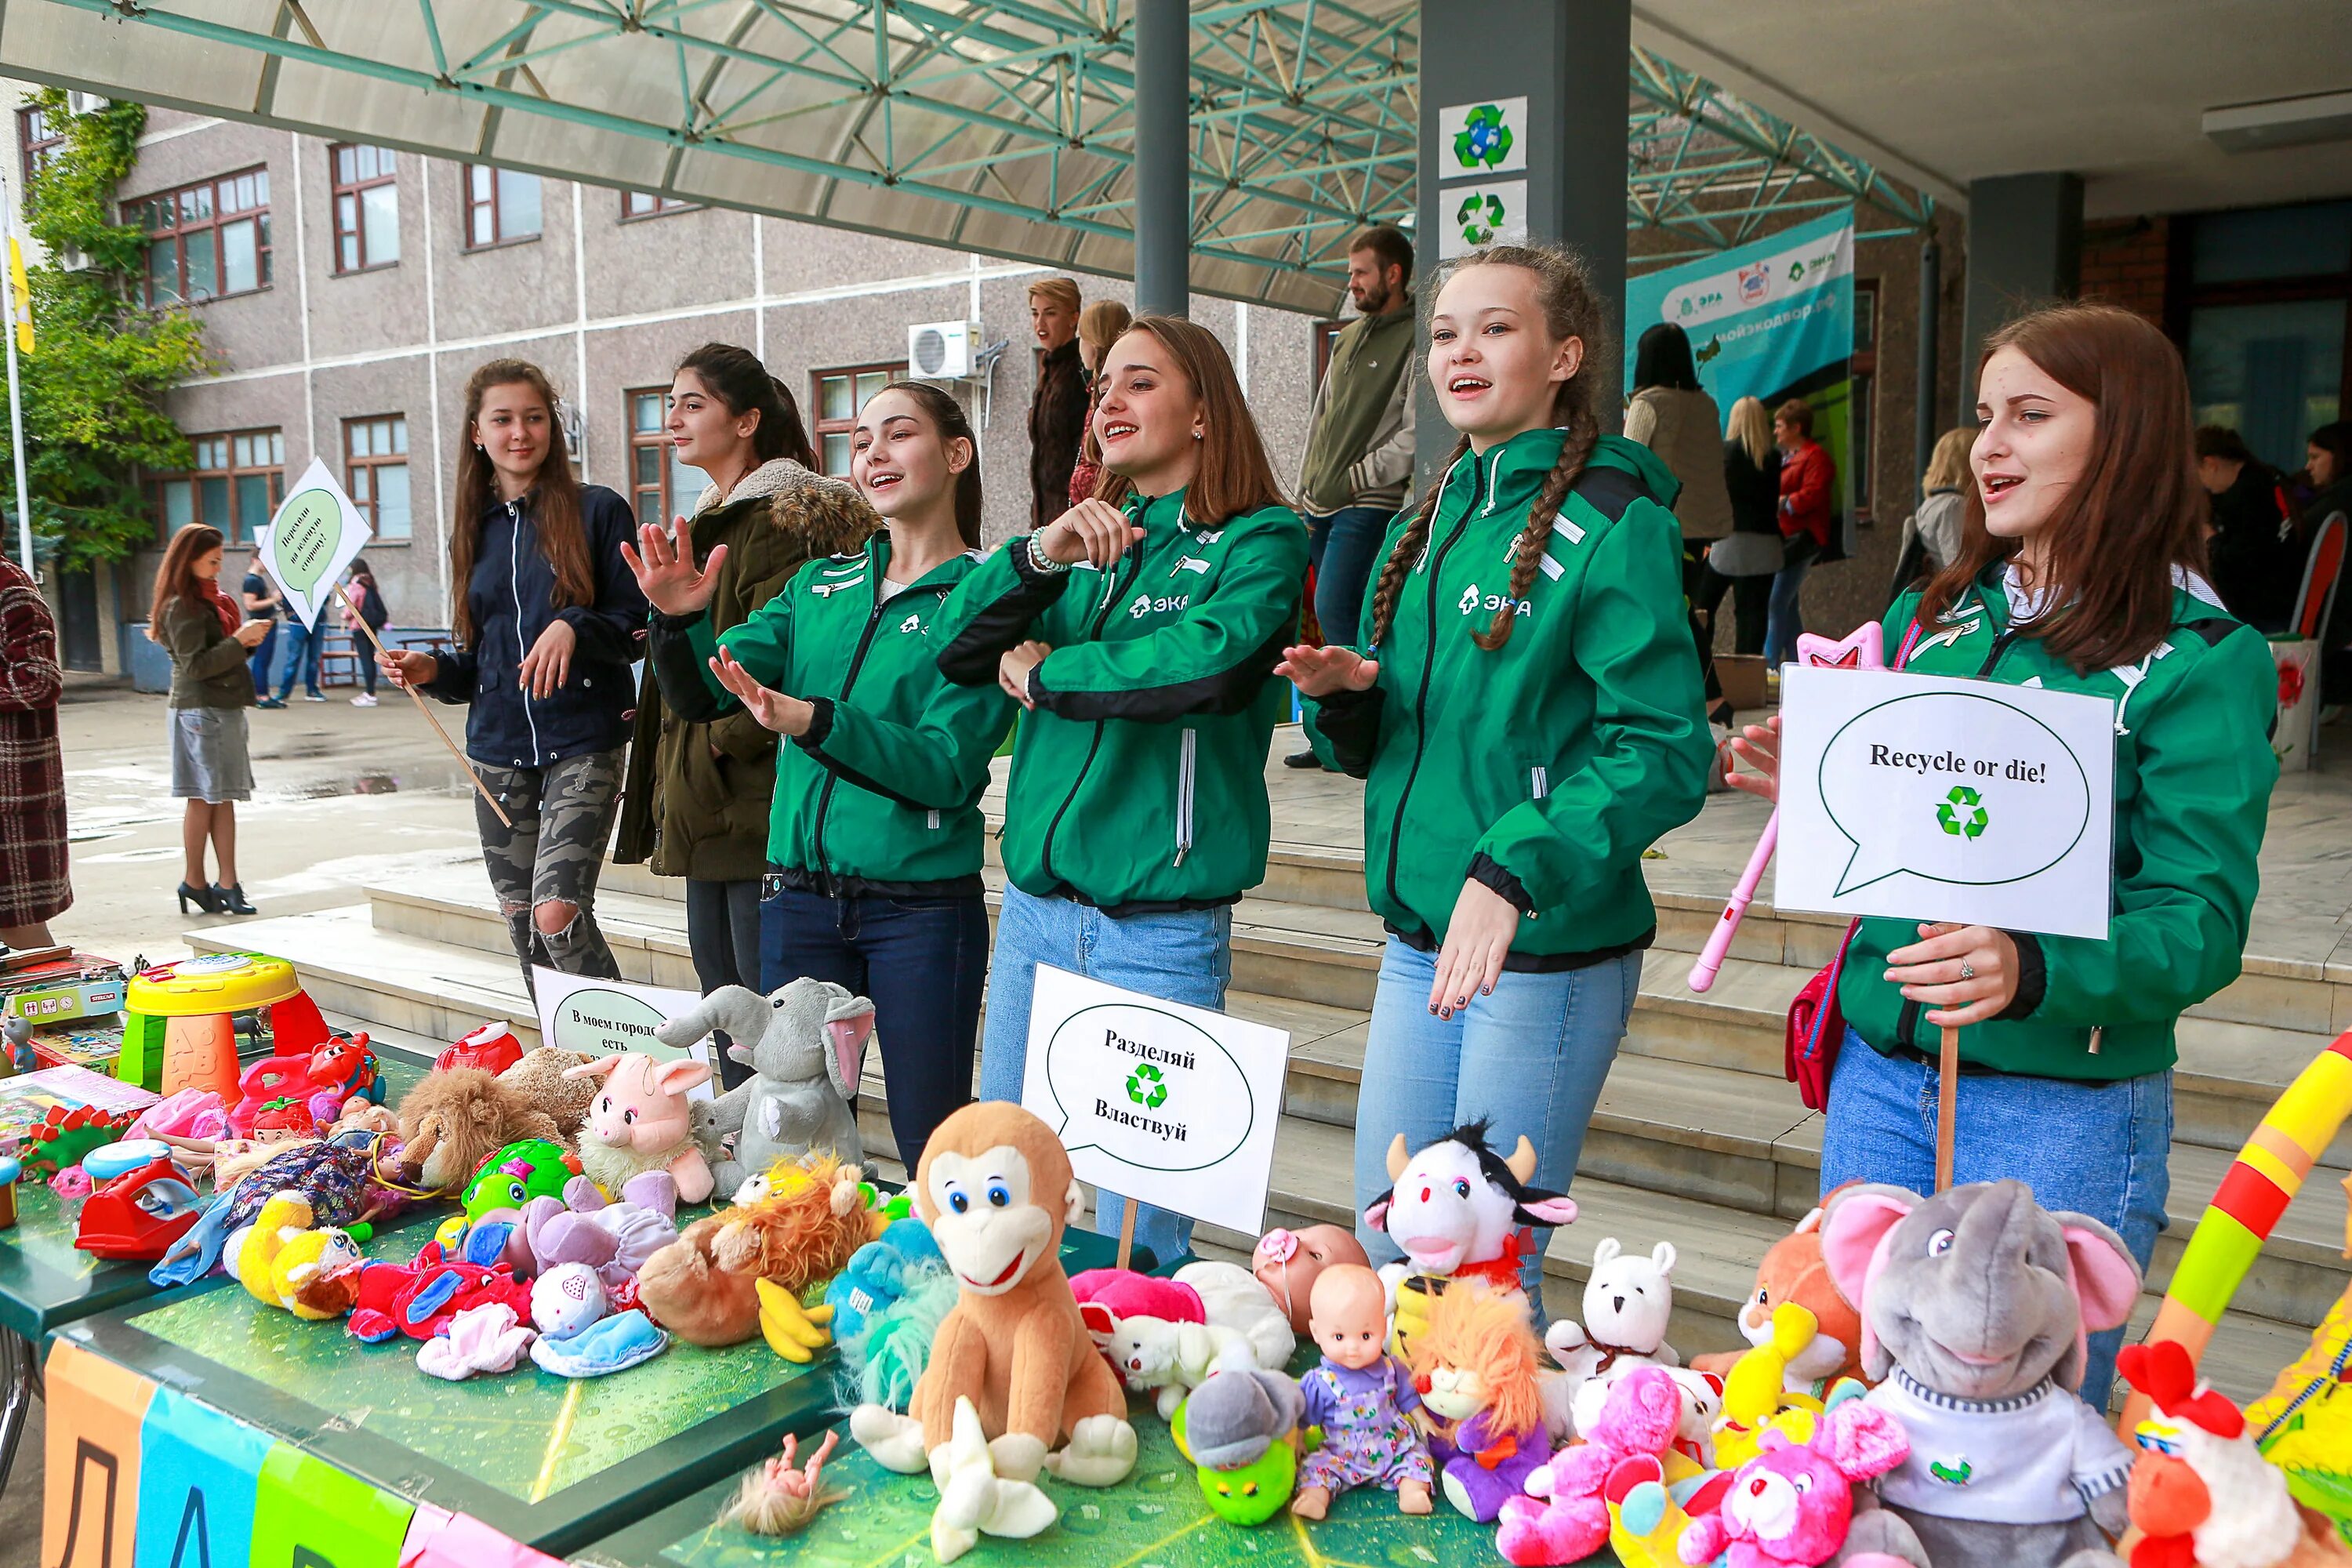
top-left (636, 1154), bottom-right (878, 1348)
top-left (393, 1069), bottom-right (562, 1195)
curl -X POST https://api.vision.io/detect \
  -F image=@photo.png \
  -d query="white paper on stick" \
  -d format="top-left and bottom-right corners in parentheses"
top-left (256, 457), bottom-right (372, 631)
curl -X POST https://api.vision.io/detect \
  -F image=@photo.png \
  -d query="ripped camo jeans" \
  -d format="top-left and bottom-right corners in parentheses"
top-left (474, 749), bottom-right (625, 994)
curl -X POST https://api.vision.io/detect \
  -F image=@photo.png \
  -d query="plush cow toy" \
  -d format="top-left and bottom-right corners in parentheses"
top-left (1365, 1121), bottom-right (1579, 1316)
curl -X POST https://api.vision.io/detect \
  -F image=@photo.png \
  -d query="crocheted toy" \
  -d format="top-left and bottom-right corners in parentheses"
top-left (847, 1103), bottom-right (1136, 1494)
top-left (1365, 1120), bottom-right (1577, 1344)
top-left (1552, 1237), bottom-right (1683, 1436)
top-left (1253, 1223), bottom-right (1370, 1334)
top-left (1499, 1363), bottom-right (1685, 1566)
top-left (495, 1045), bottom-right (597, 1144)
top-left (637, 1154), bottom-right (875, 1347)
top-left (1677, 1396), bottom-right (1911, 1568)
top-left (827, 1218), bottom-right (946, 1345)
top-left (2119, 1340), bottom-right (2321, 1568)
top-left (1410, 1279), bottom-right (1553, 1522)
top-left (566, 1052), bottom-right (716, 1204)
top-left (227, 1191), bottom-right (368, 1319)
top-left (660, 978), bottom-right (870, 1198)
top-left (1695, 1203), bottom-right (1866, 1396)
top-left (1290, 1263), bottom-right (1432, 1520)
top-left (1823, 1180), bottom-right (2141, 1568)
top-left (718, 1431), bottom-right (848, 1537)
top-left (1174, 1367), bottom-right (1306, 1526)
top-left (393, 1068), bottom-right (561, 1195)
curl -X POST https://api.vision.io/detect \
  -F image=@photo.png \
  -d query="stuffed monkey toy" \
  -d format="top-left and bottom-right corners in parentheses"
top-left (849, 1102), bottom-right (1137, 1489)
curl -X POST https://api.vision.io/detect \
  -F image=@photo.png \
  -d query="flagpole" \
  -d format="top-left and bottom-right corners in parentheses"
top-left (0, 171), bottom-right (30, 575)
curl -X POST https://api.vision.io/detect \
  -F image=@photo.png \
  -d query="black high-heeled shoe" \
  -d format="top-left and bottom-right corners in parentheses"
top-left (176, 881), bottom-right (221, 915)
top-left (211, 883), bottom-right (258, 916)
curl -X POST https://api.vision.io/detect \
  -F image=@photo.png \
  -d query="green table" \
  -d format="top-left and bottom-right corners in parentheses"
top-left (61, 1227), bottom-right (1121, 1555)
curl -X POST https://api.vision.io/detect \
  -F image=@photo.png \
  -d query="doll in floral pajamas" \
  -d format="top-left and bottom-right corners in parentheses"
top-left (1291, 1264), bottom-right (1434, 1518)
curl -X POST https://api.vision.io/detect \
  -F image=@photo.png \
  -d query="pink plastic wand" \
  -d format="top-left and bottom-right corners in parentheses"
top-left (1686, 622), bottom-right (1887, 993)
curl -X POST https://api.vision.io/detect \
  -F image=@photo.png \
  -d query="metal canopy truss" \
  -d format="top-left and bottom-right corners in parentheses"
top-left (3, 1), bottom-right (1933, 311)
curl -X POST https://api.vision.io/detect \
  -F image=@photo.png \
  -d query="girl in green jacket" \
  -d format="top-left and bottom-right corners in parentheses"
top-left (1729, 303), bottom-right (2279, 1408)
top-left (802, 316), bottom-right (1307, 1265)
top-left (624, 381), bottom-right (987, 1174)
top-left (1286, 243), bottom-right (1712, 1312)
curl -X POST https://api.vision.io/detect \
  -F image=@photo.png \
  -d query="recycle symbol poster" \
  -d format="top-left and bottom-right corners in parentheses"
top-left (1446, 98), bottom-right (1527, 176)
top-left (1439, 179), bottom-right (1528, 260)
top-left (1437, 97), bottom-right (1529, 260)
top-left (1020, 964), bottom-right (1292, 1236)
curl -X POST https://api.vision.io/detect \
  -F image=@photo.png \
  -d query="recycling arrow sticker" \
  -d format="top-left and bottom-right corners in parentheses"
top-left (1439, 96), bottom-right (1528, 176)
top-left (1439, 180), bottom-right (1528, 260)
top-left (1935, 785), bottom-right (1990, 840)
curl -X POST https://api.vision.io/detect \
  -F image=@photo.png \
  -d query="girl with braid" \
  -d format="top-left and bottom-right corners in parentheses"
top-left (1282, 245), bottom-right (1711, 1318)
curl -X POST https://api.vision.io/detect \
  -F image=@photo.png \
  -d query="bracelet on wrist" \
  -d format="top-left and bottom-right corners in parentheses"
top-left (1025, 533), bottom-right (1073, 575)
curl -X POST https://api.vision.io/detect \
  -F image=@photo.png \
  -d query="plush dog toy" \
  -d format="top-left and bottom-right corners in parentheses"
top-left (1677, 1396), bottom-right (1911, 1568)
top-left (496, 1046), bottom-right (598, 1142)
top-left (1822, 1180), bottom-right (2141, 1568)
top-left (566, 1053), bottom-right (717, 1204)
top-left (848, 1102), bottom-right (1137, 1493)
top-left (659, 978), bottom-right (871, 1197)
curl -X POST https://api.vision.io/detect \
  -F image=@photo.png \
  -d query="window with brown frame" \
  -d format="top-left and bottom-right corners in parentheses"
top-left (151, 430), bottom-right (285, 544)
top-left (810, 363), bottom-right (906, 477)
top-left (626, 388), bottom-right (703, 528)
top-left (344, 416), bottom-right (411, 541)
top-left (464, 164), bottom-right (542, 249)
top-left (132, 168), bottom-right (270, 307)
top-left (621, 190), bottom-right (697, 222)
top-left (1311, 320), bottom-right (1345, 387)
top-left (1850, 278), bottom-right (1878, 518)
top-left (330, 143), bottom-right (399, 274)
top-left (17, 106), bottom-right (62, 196)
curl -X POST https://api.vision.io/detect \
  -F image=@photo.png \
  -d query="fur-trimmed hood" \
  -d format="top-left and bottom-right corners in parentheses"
top-left (691, 457), bottom-right (850, 521)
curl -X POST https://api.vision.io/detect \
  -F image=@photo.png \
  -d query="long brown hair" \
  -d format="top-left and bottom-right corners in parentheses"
top-left (1083, 314), bottom-right (1287, 528)
top-left (150, 523), bottom-right (225, 633)
top-left (1368, 243), bottom-right (1606, 651)
top-left (1917, 303), bottom-right (2209, 672)
top-left (873, 381), bottom-right (984, 549)
top-left (676, 342), bottom-right (818, 470)
top-left (449, 358), bottom-right (595, 648)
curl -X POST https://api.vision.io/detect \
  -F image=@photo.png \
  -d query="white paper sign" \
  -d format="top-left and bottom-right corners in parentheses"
top-left (1776, 666), bottom-right (2117, 940)
top-left (256, 457), bottom-right (372, 631)
top-left (1439, 96), bottom-right (1529, 178)
top-left (531, 967), bottom-right (716, 1103)
top-left (1019, 965), bottom-right (1289, 1237)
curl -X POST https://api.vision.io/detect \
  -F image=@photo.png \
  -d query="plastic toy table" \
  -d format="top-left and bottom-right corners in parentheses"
top-left (46, 1225), bottom-right (1124, 1559)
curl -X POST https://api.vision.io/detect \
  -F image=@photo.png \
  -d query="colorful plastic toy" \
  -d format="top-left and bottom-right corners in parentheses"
top-left (437, 1022), bottom-right (525, 1076)
top-left (0, 1156), bottom-right (20, 1228)
top-left (76, 1156), bottom-right (205, 1258)
top-left (20, 1102), bottom-right (139, 1178)
top-left (118, 953), bottom-right (303, 1098)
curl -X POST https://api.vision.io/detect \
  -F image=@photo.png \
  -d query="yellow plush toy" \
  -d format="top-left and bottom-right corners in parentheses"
top-left (230, 1191), bottom-right (368, 1319)
top-left (1711, 1302), bottom-right (1831, 1469)
top-left (755, 1276), bottom-right (836, 1364)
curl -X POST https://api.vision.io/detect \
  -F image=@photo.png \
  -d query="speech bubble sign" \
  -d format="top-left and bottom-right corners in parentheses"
top-left (1040, 1002), bottom-right (1254, 1173)
top-left (1775, 665), bottom-right (2116, 941)
top-left (530, 967), bottom-right (714, 1102)
top-left (257, 456), bottom-right (372, 630)
top-left (1819, 690), bottom-right (2092, 895)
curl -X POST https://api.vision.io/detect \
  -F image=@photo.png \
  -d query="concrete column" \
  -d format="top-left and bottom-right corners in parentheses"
top-left (1960, 171), bottom-right (2082, 402)
top-left (1131, 0), bottom-right (1191, 318)
top-left (1415, 0), bottom-right (1632, 481)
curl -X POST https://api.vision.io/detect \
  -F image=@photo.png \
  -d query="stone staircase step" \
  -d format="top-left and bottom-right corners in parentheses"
top-left (193, 905), bottom-right (546, 1046)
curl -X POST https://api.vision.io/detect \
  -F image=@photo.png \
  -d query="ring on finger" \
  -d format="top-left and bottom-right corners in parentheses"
top-left (1959, 960), bottom-right (1975, 982)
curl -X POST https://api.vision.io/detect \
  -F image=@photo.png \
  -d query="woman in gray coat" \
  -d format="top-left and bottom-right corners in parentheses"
top-left (151, 523), bottom-right (269, 916)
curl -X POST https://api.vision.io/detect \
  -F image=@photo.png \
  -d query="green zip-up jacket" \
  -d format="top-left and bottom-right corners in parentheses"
top-left (1303, 431), bottom-right (1712, 963)
top-left (1842, 572), bottom-right (2278, 1081)
top-left (809, 488), bottom-right (1308, 913)
top-left (646, 534), bottom-right (993, 894)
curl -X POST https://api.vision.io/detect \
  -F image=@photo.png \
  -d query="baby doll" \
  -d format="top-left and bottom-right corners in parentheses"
top-left (1292, 1263), bottom-right (1434, 1519)
top-left (1410, 1279), bottom-right (1553, 1522)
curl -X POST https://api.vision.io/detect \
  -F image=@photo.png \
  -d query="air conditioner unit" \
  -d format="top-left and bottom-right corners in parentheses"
top-left (65, 92), bottom-right (108, 118)
top-left (908, 320), bottom-right (980, 379)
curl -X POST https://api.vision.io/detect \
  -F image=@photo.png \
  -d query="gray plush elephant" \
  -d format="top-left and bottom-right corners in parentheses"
top-left (659, 977), bottom-right (872, 1200)
top-left (1820, 1179), bottom-right (2143, 1568)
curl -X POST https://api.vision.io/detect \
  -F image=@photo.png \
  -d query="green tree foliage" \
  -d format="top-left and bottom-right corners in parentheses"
top-left (8, 90), bottom-right (210, 570)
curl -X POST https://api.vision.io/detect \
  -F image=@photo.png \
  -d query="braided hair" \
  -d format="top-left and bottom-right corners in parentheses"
top-left (1367, 243), bottom-right (1610, 653)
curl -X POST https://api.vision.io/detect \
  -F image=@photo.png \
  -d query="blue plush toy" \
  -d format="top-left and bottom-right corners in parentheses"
top-left (824, 1217), bottom-right (942, 1345)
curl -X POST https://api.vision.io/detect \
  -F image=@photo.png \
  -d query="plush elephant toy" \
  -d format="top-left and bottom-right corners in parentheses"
top-left (1820, 1178), bottom-right (2143, 1568)
top-left (659, 977), bottom-right (872, 1200)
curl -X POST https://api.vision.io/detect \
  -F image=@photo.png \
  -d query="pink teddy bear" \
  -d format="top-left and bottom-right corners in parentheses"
top-left (1676, 1400), bottom-right (1910, 1568)
top-left (1497, 1364), bottom-right (1684, 1566)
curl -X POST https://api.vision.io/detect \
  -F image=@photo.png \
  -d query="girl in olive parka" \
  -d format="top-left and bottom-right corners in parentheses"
top-left (1286, 245), bottom-right (1711, 1312)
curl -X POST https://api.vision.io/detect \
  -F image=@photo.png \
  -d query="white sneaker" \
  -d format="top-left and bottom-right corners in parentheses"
top-left (351, 694), bottom-right (378, 707)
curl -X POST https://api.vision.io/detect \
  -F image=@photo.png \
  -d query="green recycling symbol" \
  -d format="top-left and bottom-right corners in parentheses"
top-left (1453, 104), bottom-right (1515, 172)
top-left (1126, 1063), bottom-right (1168, 1109)
top-left (1456, 192), bottom-right (1506, 247)
top-left (1936, 785), bottom-right (1989, 840)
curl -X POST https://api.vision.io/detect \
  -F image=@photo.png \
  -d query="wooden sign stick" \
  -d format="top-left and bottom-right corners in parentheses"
top-left (332, 581), bottom-right (512, 828)
top-left (1933, 1024), bottom-right (1960, 1192)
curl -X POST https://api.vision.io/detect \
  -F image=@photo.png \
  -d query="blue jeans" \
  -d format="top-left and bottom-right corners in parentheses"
top-left (1764, 554), bottom-right (1810, 666)
top-left (1352, 940), bottom-right (1640, 1326)
top-left (980, 885), bottom-right (1233, 1265)
top-left (763, 884), bottom-right (989, 1175)
top-left (1817, 1029), bottom-right (2171, 1410)
top-left (248, 622), bottom-right (278, 696)
top-left (274, 620), bottom-right (321, 699)
top-left (1305, 505), bottom-right (1392, 648)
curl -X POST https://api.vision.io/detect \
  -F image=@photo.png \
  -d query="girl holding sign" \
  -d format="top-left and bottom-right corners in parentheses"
top-left (626, 380), bottom-right (987, 1171)
top-left (379, 360), bottom-right (649, 989)
top-left (1283, 244), bottom-right (1712, 1310)
top-left (1727, 303), bottom-right (2278, 1406)
top-left (152, 523), bottom-right (273, 915)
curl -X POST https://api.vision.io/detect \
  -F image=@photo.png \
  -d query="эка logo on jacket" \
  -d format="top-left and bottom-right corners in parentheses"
top-left (1129, 592), bottom-right (1189, 619)
top-left (1457, 581), bottom-right (1531, 619)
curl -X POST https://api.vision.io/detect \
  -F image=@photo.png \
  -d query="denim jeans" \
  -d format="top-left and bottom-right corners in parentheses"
top-left (274, 620), bottom-right (321, 699)
top-left (248, 622), bottom-right (278, 697)
top-left (980, 884), bottom-right (1233, 1265)
top-left (764, 884), bottom-right (989, 1174)
top-left (1305, 504), bottom-right (1392, 649)
top-left (1764, 554), bottom-right (1810, 666)
top-left (1817, 1029), bottom-right (2171, 1410)
top-left (1352, 940), bottom-right (1640, 1327)
top-left (686, 877), bottom-right (764, 1089)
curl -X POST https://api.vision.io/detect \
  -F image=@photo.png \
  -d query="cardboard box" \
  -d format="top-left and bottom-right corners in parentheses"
top-left (1716, 654), bottom-right (1769, 713)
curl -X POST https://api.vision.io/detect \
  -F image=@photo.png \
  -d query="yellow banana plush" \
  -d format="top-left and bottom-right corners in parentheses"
top-left (756, 1276), bottom-right (835, 1363)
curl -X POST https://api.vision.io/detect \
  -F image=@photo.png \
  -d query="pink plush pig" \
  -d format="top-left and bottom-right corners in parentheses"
top-left (564, 1054), bottom-right (715, 1204)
